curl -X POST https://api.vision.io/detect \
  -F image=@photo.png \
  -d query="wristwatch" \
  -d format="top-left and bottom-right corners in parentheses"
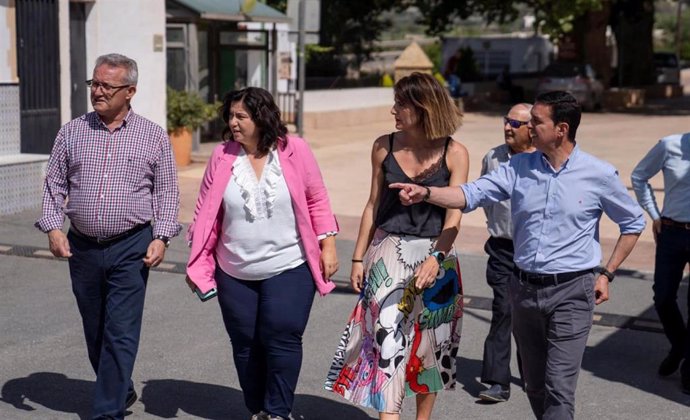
top-left (598, 267), bottom-right (615, 282)
top-left (423, 186), bottom-right (431, 201)
top-left (153, 235), bottom-right (171, 248)
top-left (431, 250), bottom-right (445, 265)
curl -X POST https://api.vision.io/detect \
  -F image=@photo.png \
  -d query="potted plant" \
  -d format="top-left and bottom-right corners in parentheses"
top-left (166, 86), bottom-right (218, 166)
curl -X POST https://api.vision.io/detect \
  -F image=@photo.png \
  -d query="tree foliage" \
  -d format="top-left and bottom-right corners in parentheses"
top-left (265, 0), bottom-right (287, 13)
top-left (405, 0), bottom-right (602, 38)
top-left (319, 0), bottom-right (398, 62)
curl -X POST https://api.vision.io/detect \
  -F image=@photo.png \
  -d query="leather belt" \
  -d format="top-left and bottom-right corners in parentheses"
top-left (70, 222), bottom-right (151, 245)
top-left (516, 268), bottom-right (594, 287)
top-left (661, 217), bottom-right (690, 230)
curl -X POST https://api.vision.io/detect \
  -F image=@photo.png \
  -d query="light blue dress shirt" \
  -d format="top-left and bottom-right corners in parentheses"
top-left (461, 146), bottom-right (646, 274)
top-left (630, 133), bottom-right (690, 223)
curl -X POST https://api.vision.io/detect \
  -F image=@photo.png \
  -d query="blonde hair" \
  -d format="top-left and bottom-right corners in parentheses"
top-left (394, 72), bottom-right (462, 140)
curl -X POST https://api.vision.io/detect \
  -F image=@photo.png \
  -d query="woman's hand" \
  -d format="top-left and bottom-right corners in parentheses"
top-left (414, 256), bottom-right (440, 289)
top-left (350, 261), bottom-right (364, 293)
top-left (320, 245), bottom-right (339, 280)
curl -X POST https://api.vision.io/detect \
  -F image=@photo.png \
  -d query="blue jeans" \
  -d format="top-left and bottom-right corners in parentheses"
top-left (653, 223), bottom-right (690, 362)
top-left (216, 263), bottom-right (316, 418)
top-left (68, 226), bottom-right (151, 420)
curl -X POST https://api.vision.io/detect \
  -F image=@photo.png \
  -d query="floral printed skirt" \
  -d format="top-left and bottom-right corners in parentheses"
top-left (324, 229), bottom-right (463, 413)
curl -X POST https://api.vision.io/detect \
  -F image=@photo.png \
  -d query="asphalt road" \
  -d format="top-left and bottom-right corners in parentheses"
top-left (1, 237), bottom-right (689, 419)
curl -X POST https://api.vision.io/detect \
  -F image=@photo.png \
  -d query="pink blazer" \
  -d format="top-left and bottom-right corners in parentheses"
top-left (186, 136), bottom-right (338, 296)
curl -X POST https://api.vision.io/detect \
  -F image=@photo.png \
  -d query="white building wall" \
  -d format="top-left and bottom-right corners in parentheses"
top-left (0, 2), bottom-right (18, 83)
top-left (84, 0), bottom-right (167, 128)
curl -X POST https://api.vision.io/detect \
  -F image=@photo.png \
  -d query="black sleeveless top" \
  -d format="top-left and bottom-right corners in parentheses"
top-left (375, 133), bottom-right (452, 238)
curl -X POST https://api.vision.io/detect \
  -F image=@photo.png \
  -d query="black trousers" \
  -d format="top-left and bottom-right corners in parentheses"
top-left (653, 223), bottom-right (690, 363)
top-left (481, 236), bottom-right (516, 387)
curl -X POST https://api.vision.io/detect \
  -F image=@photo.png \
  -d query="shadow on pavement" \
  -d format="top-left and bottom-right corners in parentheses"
top-left (582, 301), bottom-right (690, 406)
top-left (141, 379), bottom-right (375, 419)
top-left (141, 379), bottom-right (243, 419)
top-left (582, 329), bottom-right (690, 406)
top-left (0, 372), bottom-right (92, 419)
top-left (292, 394), bottom-right (376, 419)
top-left (455, 356), bottom-right (485, 399)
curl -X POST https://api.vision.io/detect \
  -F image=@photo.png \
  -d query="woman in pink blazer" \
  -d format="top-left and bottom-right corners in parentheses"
top-left (186, 87), bottom-right (339, 420)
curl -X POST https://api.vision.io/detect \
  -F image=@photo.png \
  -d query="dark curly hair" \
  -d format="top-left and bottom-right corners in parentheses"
top-left (219, 87), bottom-right (288, 155)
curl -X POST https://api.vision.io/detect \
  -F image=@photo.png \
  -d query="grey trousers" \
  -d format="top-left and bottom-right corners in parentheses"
top-left (510, 271), bottom-right (595, 420)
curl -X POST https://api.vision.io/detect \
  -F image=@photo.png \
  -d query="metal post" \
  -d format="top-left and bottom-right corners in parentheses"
top-left (675, 0), bottom-right (683, 78)
top-left (271, 23), bottom-right (278, 98)
top-left (618, 11), bottom-right (623, 87)
top-left (297, 0), bottom-right (306, 136)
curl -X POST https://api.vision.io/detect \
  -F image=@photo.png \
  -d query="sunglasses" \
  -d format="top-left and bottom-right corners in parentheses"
top-left (504, 117), bottom-right (530, 129)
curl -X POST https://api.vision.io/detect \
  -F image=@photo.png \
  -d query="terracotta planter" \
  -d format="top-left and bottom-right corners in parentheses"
top-left (169, 127), bottom-right (192, 167)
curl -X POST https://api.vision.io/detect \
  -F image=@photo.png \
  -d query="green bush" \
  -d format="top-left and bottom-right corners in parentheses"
top-left (423, 42), bottom-right (443, 73)
top-left (166, 86), bottom-right (218, 132)
top-left (381, 73), bottom-right (394, 87)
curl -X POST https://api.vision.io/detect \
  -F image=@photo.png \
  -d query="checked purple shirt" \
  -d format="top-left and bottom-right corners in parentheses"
top-left (36, 110), bottom-right (181, 240)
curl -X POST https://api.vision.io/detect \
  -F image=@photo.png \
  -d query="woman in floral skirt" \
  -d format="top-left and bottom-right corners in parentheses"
top-left (325, 72), bottom-right (468, 419)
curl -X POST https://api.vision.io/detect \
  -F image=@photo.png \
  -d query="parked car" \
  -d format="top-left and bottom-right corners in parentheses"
top-left (653, 52), bottom-right (680, 85)
top-left (535, 62), bottom-right (604, 110)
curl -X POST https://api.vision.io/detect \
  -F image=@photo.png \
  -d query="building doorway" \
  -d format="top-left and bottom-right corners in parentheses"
top-left (16, 0), bottom-right (61, 154)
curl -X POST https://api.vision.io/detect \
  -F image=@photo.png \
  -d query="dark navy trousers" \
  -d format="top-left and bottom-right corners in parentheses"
top-left (653, 223), bottom-right (690, 364)
top-left (216, 263), bottom-right (315, 419)
top-left (68, 227), bottom-right (151, 420)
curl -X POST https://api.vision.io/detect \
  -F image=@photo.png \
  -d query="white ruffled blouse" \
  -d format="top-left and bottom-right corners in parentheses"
top-left (215, 147), bottom-right (307, 280)
top-left (232, 147), bottom-right (284, 221)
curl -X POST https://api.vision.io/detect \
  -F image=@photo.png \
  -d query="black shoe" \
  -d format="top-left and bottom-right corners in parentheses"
top-left (125, 390), bottom-right (138, 409)
top-left (658, 353), bottom-right (683, 377)
top-left (681, 361), bottom-right (690, 394)
top-left (682, 375), bottom-right (690, 395)
top-left (478, 384), bottom-right (510, 402)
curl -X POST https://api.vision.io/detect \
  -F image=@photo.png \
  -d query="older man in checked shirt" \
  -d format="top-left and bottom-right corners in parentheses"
top-left (36, 53), bottom-right (180, 420)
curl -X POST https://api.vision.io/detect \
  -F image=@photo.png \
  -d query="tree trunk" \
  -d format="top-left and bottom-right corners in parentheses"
top-left (611, 0), bottom-right (655, 86)
top-left (583, 1), bottom-right (613, 87)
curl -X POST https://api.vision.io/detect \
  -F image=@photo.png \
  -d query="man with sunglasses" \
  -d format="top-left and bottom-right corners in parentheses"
top-left (478, 103), bottom-right (534, 403)
top-left (631, 132), bottom-right (690, 393)
top-left (391, 91), bottom-right (645, 419)
top-left (36, 53), bottom-right (180, 420)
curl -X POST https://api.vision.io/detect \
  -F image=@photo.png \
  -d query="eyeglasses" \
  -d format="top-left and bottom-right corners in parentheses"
top-left (504, 117), bottom-right (530, 129)
top-left (85, 79), bottom-right (130, 93)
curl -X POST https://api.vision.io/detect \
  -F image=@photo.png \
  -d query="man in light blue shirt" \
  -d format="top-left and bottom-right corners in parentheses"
top-left (631, 132), bottom-right (690, 393)
top-left (392, 91), bottom-right (645, 420)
